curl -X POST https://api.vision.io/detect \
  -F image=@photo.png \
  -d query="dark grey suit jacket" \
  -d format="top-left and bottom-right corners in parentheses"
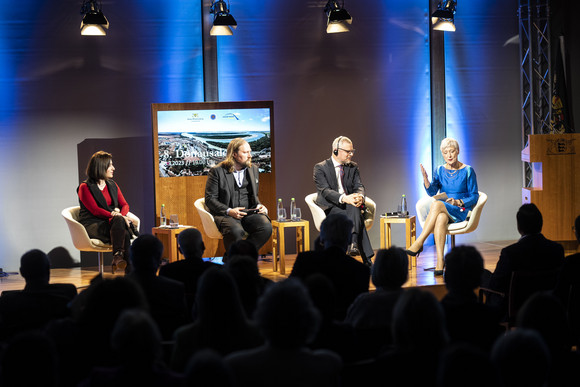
top-left (313, 158), bottom-right (365, 211)
top-left (205, 164), bottom-right (261, 217)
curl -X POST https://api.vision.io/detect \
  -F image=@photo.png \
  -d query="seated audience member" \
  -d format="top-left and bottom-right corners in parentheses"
top-left (184, 349), bottom-right (236, 387)
top-left (491, 329), bottom-right (550, 387)
top-left (436, 343), bottom-right (498, 387)
top-left (46, 277), bottom-right (149, 387)
top-left (554, 215), bottom-right (580, 311)
top-left (303, 273), bottom-right (359, 363)
top-left (79, 309), bottom-right (183, 387)
top-left (290, 213), bottom-right (371, 320)
top-left (225, 279), bottom-right (342, 387)
top-left (374, 288), bottom-right (449, 387)
top-left (441, 246), bottom-right (503, 351)
top-left (516, 291), bottom-right (580, 387)
top-left (158, 228), bottom-right (221, 311)
top-left (0, 249), bottom-right (77, 339)
top-left (0, 331), bottom-right (59, 387)
top-left (128, 234), bottom-right (189, 340)
top-left (171, 267), bottom-right (263, 372)
top-left (487, 203), bottom-right (565, 314)
top-left (344, 247), bottom-right (408, 358)
top-left (204, 138), bottom-right (272, 254)
top-left (225, 254), bottom-right (272, 320)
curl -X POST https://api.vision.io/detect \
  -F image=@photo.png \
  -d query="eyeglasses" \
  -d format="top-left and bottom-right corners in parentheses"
top-left (338, 148), bottom-right (355, 155)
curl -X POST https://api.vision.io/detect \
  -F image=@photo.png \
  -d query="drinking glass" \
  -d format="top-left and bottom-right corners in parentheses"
top-left (169, 214), bottom-right (179, 228)
top-left (277, 208), bottom-right (287, 221)
top-left (293, 208), bottom-right (302, 221)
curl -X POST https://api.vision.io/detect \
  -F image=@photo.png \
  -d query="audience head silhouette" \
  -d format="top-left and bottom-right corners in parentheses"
top-left (184, 349), bottom-right (235, 387)
top-left (177, 228), bottom-right (205, 260)
top-left (0, 331), bottom-right (59, 387)
top-left (111, 308), bottom-right (163, 367)
top-left (437, 343), bottom-right (498, 387)
top-left (443, 245), bottom-right (483, 293)
top-left (392, 287), bottom-right (449, 353)
top-left (254, 278), bottom-right (320, 349)
top-left (319, 213), bottom-right (353, 251)
top-left (491, 328), bottom-right (550, 387)
top-left (130, 234), bottom-right (164, 273)
top-left (517, 291), bottom-right (572, 353)
top-left (19, 249), bottom-right (50, 286)
top-left (516, 203), bottom-right (543, 236)
top-left (196, 267), bottom-right (247, 327)
top-left (575, 214), bottom-right (580, 242)
top-left (227, 239), bottom-right (259, 262)
top-left (371, 247), bottom-right (408, 290)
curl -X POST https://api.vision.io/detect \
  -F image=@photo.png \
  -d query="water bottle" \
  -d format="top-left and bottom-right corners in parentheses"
top-left (290, 198), bottom-right (296, 221)
top-left (160, 204), bottom-right (167, 226)
top-left (400, 194), bottom-right (408, 217)
top-left (277, 198), bottom-right (284, 221)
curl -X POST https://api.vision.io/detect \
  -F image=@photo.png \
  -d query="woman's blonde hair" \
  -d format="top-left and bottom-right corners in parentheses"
top-left (440, 138), bottom-right (460, 153)
top-left (219, 138), bottom-right (251, 172)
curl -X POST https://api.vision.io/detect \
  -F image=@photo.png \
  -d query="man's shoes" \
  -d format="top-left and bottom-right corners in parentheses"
top-left (348, 242), bottom-right (361, 257)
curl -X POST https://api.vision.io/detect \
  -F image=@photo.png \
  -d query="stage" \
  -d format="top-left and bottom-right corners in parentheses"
top-left (0, 241), bottom-right (518, 299)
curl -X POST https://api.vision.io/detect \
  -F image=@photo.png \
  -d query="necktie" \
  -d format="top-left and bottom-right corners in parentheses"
top-left (339, 165), bottom-right (347, 193)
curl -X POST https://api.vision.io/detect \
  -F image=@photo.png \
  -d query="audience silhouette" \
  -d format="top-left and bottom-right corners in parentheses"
top-left (374, 287), bottom-right (449, 387)
top-left (516, 291), bottom-right (580, 387)
top-left (344, 247), bottom-right (409, 358)
top-left (0, 249), bottom-right (77, 340)
top-left (441, 245), bottom-right (503, 351)
top-left (127, 234), bottom-right (190, 340)
top-left (170, 267), bottom-right (263, 372)
top-left (491, 329), bottom-right (551, 387)
top-left (158, 228), bottom-right (221, 312)
top-left (79, 309), bottom-right (183, 386)
top-left (225, 278), bottom-right (342, 387)
top-left (486, 203), bottom-right (565, 317)
top-left (3, 210), bottom-right (579, 386)
top-left (290, 213), bottom-right (370, 320)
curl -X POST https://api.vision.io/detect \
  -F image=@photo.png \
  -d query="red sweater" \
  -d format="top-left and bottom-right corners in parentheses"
top-left (78, 182), bottom-right (129, 219)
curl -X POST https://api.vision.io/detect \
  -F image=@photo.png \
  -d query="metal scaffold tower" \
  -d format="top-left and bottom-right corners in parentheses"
top-left (519, 0), bottom-right (551, 188)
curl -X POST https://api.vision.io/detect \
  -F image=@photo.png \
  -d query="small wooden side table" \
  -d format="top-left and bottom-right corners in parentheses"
top-left (271, 220), bottom-right (310, 275)
top-left (379, 215), bottom-right (417, 269)
top-left (152, 226), bottom-right (194, 263)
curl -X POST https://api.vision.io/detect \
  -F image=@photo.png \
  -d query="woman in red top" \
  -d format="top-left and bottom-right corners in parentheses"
top-left (77, 151), bottom-right (138, 273)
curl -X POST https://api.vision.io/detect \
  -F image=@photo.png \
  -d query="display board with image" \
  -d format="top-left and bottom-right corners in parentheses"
top-left (151, 101), bottom-right (276, 258)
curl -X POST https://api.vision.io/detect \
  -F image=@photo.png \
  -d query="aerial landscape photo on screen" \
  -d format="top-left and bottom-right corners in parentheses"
top-left (157, 107), bottom-right (272, 177)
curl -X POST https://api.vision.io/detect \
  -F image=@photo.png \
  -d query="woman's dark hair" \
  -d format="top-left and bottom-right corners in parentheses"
top-left (85, 150), bottom-right (112, 182)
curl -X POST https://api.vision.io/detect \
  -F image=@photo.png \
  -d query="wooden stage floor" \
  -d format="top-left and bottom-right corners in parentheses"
top-left (0, 241), bottom-right (517, 299)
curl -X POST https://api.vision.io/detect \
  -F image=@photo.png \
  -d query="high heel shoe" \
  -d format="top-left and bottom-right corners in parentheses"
top-left (405, 246), bottom-right (423, 257)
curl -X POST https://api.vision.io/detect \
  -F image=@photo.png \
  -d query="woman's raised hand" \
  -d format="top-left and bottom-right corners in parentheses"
top-left (420, 164), bottom-right (430, 188)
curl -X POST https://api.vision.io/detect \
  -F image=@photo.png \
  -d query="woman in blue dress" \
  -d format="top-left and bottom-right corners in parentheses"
top-left (406, 138), bottom-right (479, 276)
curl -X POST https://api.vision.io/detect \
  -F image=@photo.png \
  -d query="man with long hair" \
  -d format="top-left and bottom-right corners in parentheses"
top-left (204, 138), bottom-right (272, 255)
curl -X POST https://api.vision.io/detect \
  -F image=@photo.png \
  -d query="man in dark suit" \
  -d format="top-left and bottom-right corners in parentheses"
top-left (488, 203), bottom-right (565, 310)
top-left (128, 234), bottom-right (189, 340)
top-left (205, 138), bottom-right (272, 253)
top-left (290, 213), bottom-right (371, 320)
top-left (159, 228), bottom-right (222, 311)
top-left (313, 136), bottom-right (373, 266)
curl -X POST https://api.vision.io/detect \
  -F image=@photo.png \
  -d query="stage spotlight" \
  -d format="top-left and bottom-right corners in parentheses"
top-left (431, 0), bottom-right (457, 32)
top-left (324, 0), bottom-right (352, 34)
top-left (210, 0), bottom-right (237, 36)
top-left (80, 0), bottom-right (109, 36)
